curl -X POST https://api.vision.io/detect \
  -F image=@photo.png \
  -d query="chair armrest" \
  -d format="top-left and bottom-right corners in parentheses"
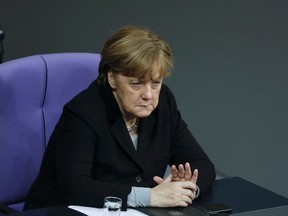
top-left (0, 204), bottom-right (19, 214)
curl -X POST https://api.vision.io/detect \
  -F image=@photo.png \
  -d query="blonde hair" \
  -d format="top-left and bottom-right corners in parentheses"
top-left (97, 26), bottom-right (173, 84)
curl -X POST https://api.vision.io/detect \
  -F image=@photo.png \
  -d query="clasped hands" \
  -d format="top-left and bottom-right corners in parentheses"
top-left (150, 162), bottom-right (198, 207)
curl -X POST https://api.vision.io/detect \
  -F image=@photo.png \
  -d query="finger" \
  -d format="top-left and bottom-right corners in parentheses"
top-left (181, 193), bottom-right (193, 205)
top-left (171, 165), bottom-right (178, 179)
top-left (182, 198), bottom-right (192, 206)
top-left (183, 187), bottom-right (194, 199)
top-left (177, 164), bottom-right (185, 178)
top-left (179, 180), bottom-right (197, 191)
top-left (191, 169), bottom-right (198, 184)
top-left (174, 194), bottom-right (192, 207)
top-left (184, 162), bottom-right (192, 180)
top-left (177, 200), bottom-right (190, 207)
top-left (153, 176), bottom-right (164, 184)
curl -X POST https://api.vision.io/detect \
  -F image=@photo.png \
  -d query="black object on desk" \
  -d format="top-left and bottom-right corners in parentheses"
top-left (138, 203), bottom-right (232, 216)
top-left (138, 205), bottom-right (208, 216)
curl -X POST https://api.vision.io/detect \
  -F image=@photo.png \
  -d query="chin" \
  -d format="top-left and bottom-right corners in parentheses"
top-left (136, 111), bottom-right (153, 118)
top-left (133, 105), bottom-right (155, 118)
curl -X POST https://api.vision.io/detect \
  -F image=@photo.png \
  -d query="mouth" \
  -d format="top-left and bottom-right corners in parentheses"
top-left (139, 104), bottom-right (152, 107)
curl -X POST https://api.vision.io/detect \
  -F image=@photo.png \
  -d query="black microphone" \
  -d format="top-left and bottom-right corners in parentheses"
top-left (0, 26), bottom-right (4, 41)
top-left (0, 25), bottom-right (4, 63)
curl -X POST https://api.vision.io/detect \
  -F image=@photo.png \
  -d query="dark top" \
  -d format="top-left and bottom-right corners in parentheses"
top-left (24, 81), bottom-right (215, 210)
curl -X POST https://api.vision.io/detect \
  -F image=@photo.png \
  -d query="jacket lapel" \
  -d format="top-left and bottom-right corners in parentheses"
top-left (137, 116), bottom-right (155, 160)
top-left (110, 119), bottom-right (143, 168)
top-left (100, 83), bottom-right (143, 168)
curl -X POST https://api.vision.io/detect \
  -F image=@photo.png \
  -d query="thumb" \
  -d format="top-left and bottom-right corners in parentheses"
top-left (153, 174), bottom-right (173, 185)
top-left (153, 176), bottom-right (164, 184)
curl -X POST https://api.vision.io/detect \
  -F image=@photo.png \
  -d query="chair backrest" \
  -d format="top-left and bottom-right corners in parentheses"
top-left (0, 53), bottom-right (100, 211)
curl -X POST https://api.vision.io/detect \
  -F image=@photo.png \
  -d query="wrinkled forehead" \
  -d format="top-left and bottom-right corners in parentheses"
top-left (121, 61), bottom-right (166, 81)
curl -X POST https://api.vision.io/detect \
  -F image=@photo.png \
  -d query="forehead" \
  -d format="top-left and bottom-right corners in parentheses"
top-left (121, 62), bottom-right (164, 81)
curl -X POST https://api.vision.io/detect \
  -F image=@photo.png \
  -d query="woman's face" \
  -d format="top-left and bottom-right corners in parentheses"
top-left (108, 67), bottom-right (163, 120)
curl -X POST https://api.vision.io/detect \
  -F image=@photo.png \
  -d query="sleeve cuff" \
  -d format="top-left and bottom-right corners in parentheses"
top-left (195, 185), bottom-right (200, 199)
top-left (127, 187), bottom-right (150, 207)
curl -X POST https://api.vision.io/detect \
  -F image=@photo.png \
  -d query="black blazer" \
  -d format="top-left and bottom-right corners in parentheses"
top-left (25, 81), bottom-right (215, 210)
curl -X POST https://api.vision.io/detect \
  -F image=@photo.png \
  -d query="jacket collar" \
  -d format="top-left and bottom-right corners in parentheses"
top-left (98, 82), bottom-right (151, 168)
top-left (97, 82), bottom-right (158, 168)
top-left (99, 82), bottom-right (122, 122)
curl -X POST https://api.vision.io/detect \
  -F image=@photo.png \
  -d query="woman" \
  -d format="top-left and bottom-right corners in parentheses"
top-left (24, 26), bottom-right (215, 210)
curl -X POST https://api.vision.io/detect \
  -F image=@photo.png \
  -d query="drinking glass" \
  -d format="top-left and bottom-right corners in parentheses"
top-left (103, 196), bottom-right (122, 216)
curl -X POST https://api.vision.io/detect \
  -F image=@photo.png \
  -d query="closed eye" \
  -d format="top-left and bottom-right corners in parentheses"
top-left (151, 80), bottom-right (162, 89)
top-left (130, 81), bottom-right (142, 90)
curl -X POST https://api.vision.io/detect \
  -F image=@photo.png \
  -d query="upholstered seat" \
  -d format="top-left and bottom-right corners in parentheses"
top-left (0, 53), bottom-right (100, 212)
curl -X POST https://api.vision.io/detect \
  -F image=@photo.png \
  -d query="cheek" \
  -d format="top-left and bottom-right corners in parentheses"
top-left (152, 92), bottom-right (160, 106)
top-left (123, 93), bottom-right (140, 107)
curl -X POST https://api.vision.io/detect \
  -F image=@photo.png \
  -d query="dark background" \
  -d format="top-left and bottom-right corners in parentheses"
top-left (1, 0), bottom-right (287, 197)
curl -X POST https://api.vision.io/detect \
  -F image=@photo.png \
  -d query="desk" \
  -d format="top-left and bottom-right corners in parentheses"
top-left (3, 206), bottom-right (85, 216)
top-left (231, 205), bottom-right (288, 216)
top-left (194, 177), bottom-right (288, 213)
top-left (7, 177), bottom-right (288, 216)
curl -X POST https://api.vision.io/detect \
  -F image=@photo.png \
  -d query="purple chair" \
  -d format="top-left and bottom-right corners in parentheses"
top-left (0, 53), bottom-right (100, 213)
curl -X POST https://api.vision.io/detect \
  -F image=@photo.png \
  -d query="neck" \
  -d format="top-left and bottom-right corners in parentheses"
top-left (127, 118), bottom-right (139, 132)
top-left (123, 113), bottom-right (138, 127)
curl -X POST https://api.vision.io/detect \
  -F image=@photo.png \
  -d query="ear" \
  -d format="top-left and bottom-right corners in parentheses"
top-left (107, 71), bottom-right (116, 89)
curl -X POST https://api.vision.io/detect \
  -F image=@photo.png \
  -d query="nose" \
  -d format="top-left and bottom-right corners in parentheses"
top-left (142, 84), bottom-right (152, 99)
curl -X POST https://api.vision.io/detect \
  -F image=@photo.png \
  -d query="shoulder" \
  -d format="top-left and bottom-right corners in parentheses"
top-left (152, 84), bottom-right (179, 125)
top-left (159, 84), bottom-right (178, 109)
top-left (67, 81), bottom-right (103, 109)
top-left (160, 83), bottom-right (173, 95)
top-left (63, 81), bottom-right (107, 123)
